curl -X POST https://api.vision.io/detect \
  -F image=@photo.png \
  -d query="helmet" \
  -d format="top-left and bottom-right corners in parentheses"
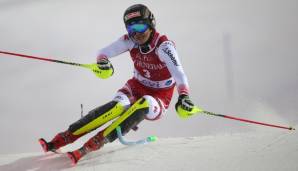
top-left (123, 4), bottom-right (156, 29)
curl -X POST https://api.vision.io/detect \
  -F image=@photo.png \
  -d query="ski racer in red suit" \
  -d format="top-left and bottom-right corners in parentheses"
top-left (39, 4), bottom-right (197, 164)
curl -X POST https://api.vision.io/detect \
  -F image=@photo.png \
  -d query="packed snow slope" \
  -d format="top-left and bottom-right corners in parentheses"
top-left (0, 129), bottom-right (297, 171)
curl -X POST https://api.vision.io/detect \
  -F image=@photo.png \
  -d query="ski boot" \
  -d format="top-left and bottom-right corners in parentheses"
top-left (67, 148), bottom-right (87, 165)
top-left (38, 138), bottom-right (58, 153)
top-left (39, 130), bottom-right (82, 153)
top-left (67, 131), bottom-right (105, 164)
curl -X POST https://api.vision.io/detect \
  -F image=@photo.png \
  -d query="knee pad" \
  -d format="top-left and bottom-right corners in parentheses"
top-left (113, 92), bottom-right (131, 109)
top-left (143, 95), bottom-right (165, 120)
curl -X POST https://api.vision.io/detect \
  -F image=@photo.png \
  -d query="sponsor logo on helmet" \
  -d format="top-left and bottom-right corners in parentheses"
top-left (125, 11), bottom-right (141, 21)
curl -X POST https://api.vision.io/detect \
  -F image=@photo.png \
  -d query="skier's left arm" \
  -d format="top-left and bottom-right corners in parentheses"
top-left (157, 41), bottom-right (197, 118)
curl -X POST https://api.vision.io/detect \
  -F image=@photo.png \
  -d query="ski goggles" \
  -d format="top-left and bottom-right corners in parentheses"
top-left (126, 23), bottom-right (149, 35)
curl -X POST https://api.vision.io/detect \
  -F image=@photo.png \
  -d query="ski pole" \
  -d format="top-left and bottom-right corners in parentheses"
top-left (0, 50), bottom-right (101, 78)
top-left (116, 126), bottom-right (157, 145)
top-left (192, 106), bottom-right (295, 131)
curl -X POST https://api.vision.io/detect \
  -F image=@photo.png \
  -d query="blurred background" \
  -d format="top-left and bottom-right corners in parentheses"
top-left (0, 0), bottom-right (297, 154)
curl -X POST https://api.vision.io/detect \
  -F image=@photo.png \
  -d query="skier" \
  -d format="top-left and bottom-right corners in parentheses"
top-left (39, 4), bottom-right (197, 164)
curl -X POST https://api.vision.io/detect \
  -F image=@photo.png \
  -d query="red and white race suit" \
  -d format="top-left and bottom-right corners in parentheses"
top-left (97, 32), bottom-right (190, 120)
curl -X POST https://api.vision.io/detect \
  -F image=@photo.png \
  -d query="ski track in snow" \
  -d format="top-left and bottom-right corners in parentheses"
top-left (0, 130), bottom-right (297, 171)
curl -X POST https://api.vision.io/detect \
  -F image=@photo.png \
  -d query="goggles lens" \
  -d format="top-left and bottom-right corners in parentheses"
top-left (126, 23), bottom-right (149, 35)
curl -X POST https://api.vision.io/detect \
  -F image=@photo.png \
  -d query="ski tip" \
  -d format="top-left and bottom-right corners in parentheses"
top-left (38, 138), bottom-right (48, 153)
top-left (67, 152), bottom-right (78, 165)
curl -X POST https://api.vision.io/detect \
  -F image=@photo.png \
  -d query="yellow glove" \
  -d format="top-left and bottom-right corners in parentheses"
top-left (94, 58), bottom-right (114, 79)
top-left (175, 94), bottom-right (202, 119)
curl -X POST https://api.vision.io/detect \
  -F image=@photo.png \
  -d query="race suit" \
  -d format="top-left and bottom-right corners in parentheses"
top-left (97, 31), bottom-right (190, 120)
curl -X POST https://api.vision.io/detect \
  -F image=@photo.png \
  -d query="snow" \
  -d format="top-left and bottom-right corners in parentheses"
top-left (0, 129), bottom-right (297, 171)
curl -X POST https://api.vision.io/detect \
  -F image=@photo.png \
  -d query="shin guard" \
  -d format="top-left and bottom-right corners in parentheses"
top-left (69, 101), bottom-right (125, 136)
top-left (48, 130), bottom-right (82, 151)
top-left (103, 98), bottom-right (149, 143)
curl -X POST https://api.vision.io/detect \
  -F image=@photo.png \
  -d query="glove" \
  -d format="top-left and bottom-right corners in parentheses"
top-left (175, 94), bottom-right (195, 118)
top-left (95, 58), bottom-right (114, 79)
top-left (97, 58), bottom-right (113, 70)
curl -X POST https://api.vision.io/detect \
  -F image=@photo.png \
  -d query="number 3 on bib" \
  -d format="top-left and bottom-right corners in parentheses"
top-left (143, 69), bottom-right (151, 78)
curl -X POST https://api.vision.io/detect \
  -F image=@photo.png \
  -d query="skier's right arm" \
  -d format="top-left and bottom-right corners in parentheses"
top-left (96, 35), bottom-right (134, 79)
top-left (96, 35), bottom-right (134, 61)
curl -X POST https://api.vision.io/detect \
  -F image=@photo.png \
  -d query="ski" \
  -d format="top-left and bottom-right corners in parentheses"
top-left (38, 138), bottom-right (62, 154)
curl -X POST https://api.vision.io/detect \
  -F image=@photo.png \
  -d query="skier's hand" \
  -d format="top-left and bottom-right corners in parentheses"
top-left (175, 94), bottom-right (196, 118)
top-left (95, 58), bottom-right (114, 79)
top-left (97, 58), bottom-right (113, 70)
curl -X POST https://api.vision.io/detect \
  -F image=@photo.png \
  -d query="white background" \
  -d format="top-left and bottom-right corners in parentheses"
top-left (0, 0), bottom-right (297, 154)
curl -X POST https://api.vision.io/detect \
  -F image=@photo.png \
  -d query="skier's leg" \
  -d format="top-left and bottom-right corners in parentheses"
top-left (104, 95), bottom-right (164, 142)
top-left (39, 129), bottom-right (84, 153)
top-left (40, 93), bottom-right (130, 152)
top-left (142, 95), bottom-right (166, 121)
top-left (67, 97), bottom-right (150, 164)
top-left (68, 94), bottom-right (129, 136)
